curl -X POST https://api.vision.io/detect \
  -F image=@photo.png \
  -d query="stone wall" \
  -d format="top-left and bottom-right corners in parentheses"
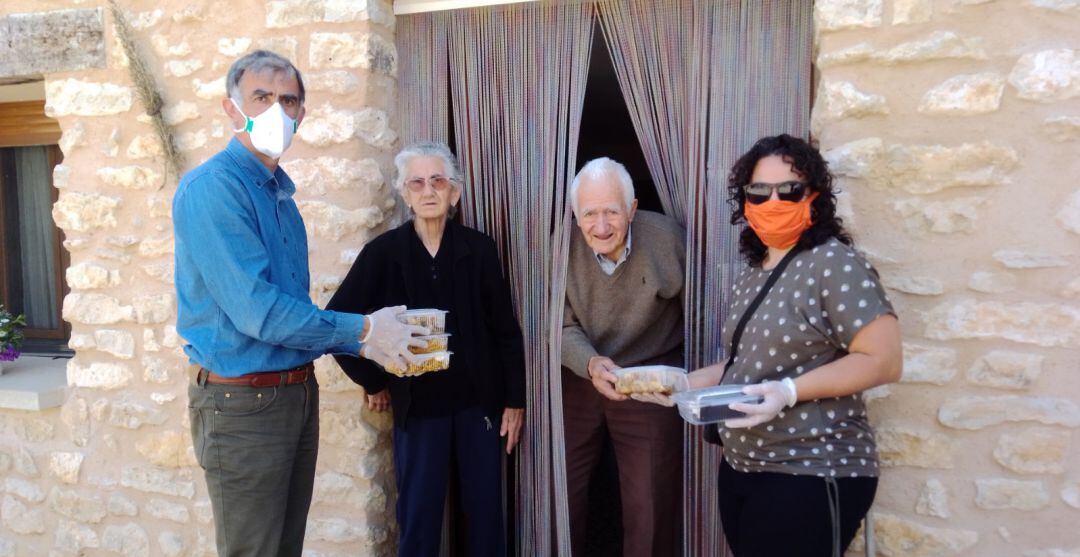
top-left (0, 1), bottom-right (400, 555)
top-left (813, 1), bottom-right (1079, 556)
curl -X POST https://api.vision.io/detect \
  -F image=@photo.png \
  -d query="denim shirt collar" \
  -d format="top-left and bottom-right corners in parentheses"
top-left (223, 137), bottom-right (296, 198)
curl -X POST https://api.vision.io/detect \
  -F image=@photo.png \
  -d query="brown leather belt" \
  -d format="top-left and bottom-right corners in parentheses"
top-left (198, 363), bottom-right (314, 388)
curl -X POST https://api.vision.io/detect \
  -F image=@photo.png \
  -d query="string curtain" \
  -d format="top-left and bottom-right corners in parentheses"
top-left (597, 1), bottom-right (813, 555)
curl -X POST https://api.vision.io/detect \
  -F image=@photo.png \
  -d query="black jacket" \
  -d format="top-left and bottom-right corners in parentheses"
top-left (327, 220), bottom-right (526, 425)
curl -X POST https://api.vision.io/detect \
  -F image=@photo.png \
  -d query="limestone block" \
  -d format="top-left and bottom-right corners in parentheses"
top-left (892, 197), bottom-right (986, 234)
top-left (1045, 116), bottom-right (1080, 142)
top-left (994, 428), bottom-right (1069, 474)
top-left (901, 343), bottom-right (957, 385)
top-left (915, 478), bottom-right (950, 518)
top-left (142, 355), bottom-right (185, 384)
top-left (1064, 277), bottom-right (1080, 299)
top-left (1029, 0), bottom-right (1080, 11)
top-left (879, 31), bottom-right (987, 65)
top-left (162, 326), bottom-right (181, 348)
top-left (282, 157), bottom-right (384, 196)
top-left (0, 453), bottom-right (9, 475)
top-left (102, 523), bottom-right (150, 557)
top-left (193, 500), bottom-right (213, 524)
top-left (49, 452), bottom-right (85, 484)
top-left (321, 404), bottom-right (381, 449)
top-left (820, 81), bottom-right (888, 120)
top-left (876, 426), bottom-right (954, 468)
top-left (66, 263), bottom-right (121, 290)
top-left (107, 235), bottom-right (139, 248)
top-left (61, 396), bottom-right (90, 447)
top-left (1, 495), bottom-right (45, 534)
top-left (176, 129), bottom-right (208, 152)
top-left (94, 329), bottom-right (136, 359)
top-left (96, 166), bottom-right (163, 191)
top-left (881, 274), bottom-right (944, 296)
top-left (48, 487), bottom-right (107, 523)
top-left (151, 35), bottom-right (191, 57)
top-left (298, 201), bottom-right (385, 241)
top-left (814, 0), bottom-right (883, 31)
top-left (966, 351), bottom-right (1043, 390)
top-left (54, 520), bottom-right (100, 553)
top-left (3, 478), bottom-right (45, 503)
top-left (147, 499), bottom-right (190, 523)
top-left (107, 493), bottom-right (138, 516)
top-left (13, 418), bottom-right (54, 443)
top-left (818, 43), bottom-right (876, 68)
top-left (326, 0), bottom-right (396, 27)
top-left (45, 78), bottom-right (132, 116)
top-left (266, 0), bottom-right (324, 27)
top-left (918, 73), bottom-right (1004, 115)
top-left (15, 447), bottom-right (37, 477)
top-left (151, 392), bottom-right (177, 405)
top-left (968, 271), bottom-right (1016, 294)
top-left (893, 0), bottom-right (932, 24)
top-left (132, 293), bottom-right (175, 324)
top-left (872, 513), bottom-right (977, 556)
top-left (306, 70), bottom-right (362, 94)
top-left (314, 355), bottom-right (362, 393)
top-left (256, 37), bottom-right (299, 63)
top-left (164, 59), bottom-right (204, 78)
top-left (172, 6), bottom-right (206, 23)
top-left (59, 120), bottom-right (86, 154)
top-left (924, 299), bottom-right (1080, 347)
top-left (939, 395), bottom-right (1080, 429)
top-left (975, 478), bottom-right (1049, 510)
top-left (993, 250), bottom-right (1069, 269)
top-left (1057, 190), bottom-right (1080, 234)
top-left (823, 138), bottom-right (883, 178)
top-left (193, 77), bottom-right (226, 100)
top-left (313, 471), bottom-right (365, 509)
top-left (0, 9), bottom-right (106, 77)
top-left (218, 38), bottom-right (252, 57)
top-left (1009, 49), bottom-right (1080, 102)
top-left (159, 531), bottom-right (185, 557)
top-left (297, 104), bottom-right (363, 146)
top-left (340, 249), bottom-right (361, 265)
top-left (886, 142), bottom-right (1017, 194)
top-left (147, 195), bottom-right (171, 219)
top-left (1063, 479), bottom-right (1080, 508)
top-left (142, 263), bottom-right (175, 284)
top-left (67, 361), bottom-right (133, 390)
top-left (355, 107), bottom-right (397, 148)
top-left (136, 430), bottom-right (198, 468)
top-left (120, 466), bottom-right (195, 499)
top-left (107, 398), bottom-right (167, 430)
top-left (309, 32), bottom-right (397, 75)
top-left (53, 192), bottom-right (121, 232)
top-left (307, 518), bottom-right (387, 545)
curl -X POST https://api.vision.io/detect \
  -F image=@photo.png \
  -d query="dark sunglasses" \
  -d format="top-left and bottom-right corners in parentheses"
top-left (743, 181), bottom-right (808, 204)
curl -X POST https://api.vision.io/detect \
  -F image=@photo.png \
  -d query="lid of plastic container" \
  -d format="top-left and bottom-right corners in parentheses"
top-left (671, 384), bottom-right (749, 405)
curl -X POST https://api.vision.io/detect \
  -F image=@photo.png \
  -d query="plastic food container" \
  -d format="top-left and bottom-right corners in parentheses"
top-left (383, 351), bottom-right (452, 377)
top-left (612, 365), bottom-right (689, 395)
top-left (408, 334), bottom-right (451, 354)
top-left (397, 309), bottom-right (447, 334)
top-left (672, 385), bottom-right (765, 425)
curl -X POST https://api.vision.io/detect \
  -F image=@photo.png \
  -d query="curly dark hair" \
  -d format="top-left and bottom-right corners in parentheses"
top-left (727, 134), bottom-right (852, 267)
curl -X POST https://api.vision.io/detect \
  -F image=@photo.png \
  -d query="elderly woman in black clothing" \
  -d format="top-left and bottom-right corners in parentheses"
top-left (327, 141), bottom-right (525, 557)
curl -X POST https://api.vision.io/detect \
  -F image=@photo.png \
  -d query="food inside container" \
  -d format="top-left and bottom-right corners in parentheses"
top-left (408, 334), bottom-right (451, 354)
top-left (672, 385), bottom-right (765, 425)
top-left (383, 351), bottom-right (452, 377)
top-left (397, 309), bottom-right (447, 334)
top-left (612, 365), bottom-right (688, 395)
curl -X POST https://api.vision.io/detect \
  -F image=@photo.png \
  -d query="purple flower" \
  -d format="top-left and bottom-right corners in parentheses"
top-left (0, 347), bottom-right (19, 362)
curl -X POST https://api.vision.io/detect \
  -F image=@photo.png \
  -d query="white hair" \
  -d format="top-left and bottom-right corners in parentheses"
top-left (393, 141), bottom-right (464, 217)
top-left (569, 157), bottom-right (635, 216)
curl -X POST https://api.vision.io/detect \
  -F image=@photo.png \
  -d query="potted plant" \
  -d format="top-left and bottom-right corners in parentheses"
top-left (0, 305), bottom-right (26, 375)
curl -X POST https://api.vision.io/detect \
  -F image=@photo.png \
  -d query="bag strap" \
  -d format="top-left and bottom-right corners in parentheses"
top-left (723, 247), bottom-right (802, 373)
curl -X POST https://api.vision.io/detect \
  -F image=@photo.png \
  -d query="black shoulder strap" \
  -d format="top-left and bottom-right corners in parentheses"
top-left (724, 247), bottom-right (802, 372)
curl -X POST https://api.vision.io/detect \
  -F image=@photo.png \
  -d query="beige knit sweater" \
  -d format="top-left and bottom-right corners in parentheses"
top-left (561, 210), bottom-right (686, 379)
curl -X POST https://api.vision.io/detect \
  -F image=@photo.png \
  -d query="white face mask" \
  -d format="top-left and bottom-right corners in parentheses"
top-left (231, 99), bottom-right (298, 160)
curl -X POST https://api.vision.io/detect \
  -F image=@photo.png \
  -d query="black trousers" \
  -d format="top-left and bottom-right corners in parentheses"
top-left (718, 459), bottom-right (877, 557)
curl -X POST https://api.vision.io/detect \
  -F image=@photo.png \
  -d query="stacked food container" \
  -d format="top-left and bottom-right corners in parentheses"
top-left (384, 309), bottom-right (453, 377)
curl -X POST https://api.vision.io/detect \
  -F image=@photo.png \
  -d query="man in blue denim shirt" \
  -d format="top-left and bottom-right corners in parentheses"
top-left (173, 50), bottom-right (425, 557)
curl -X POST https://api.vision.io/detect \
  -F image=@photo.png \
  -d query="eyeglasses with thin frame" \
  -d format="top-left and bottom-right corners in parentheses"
top-left (743, 181), bottom-right (808, 205)
top-left (405, 174), bottom-right (456, 193)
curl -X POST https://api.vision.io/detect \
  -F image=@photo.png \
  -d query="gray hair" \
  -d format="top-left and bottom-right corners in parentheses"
top-left (226, 50), bottom-right (306, 105)
top-left (569, 157), bottom-right (635, 216)
top-left (393, 141), bottom-right (464, 217)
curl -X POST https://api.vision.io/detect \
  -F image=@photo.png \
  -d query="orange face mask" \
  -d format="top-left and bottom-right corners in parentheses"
top-left (744, 192), bottom-right (819, 249)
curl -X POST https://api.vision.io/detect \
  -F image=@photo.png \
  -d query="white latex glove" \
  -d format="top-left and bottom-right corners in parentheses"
top-left (630, 392), bottom-right (675, 407)
top-left (360, 343), bottom-right (408, 374)
top-left (362, 306), bottom-right (429, 362)
top-left (724, 379), bottom-right (797, 429)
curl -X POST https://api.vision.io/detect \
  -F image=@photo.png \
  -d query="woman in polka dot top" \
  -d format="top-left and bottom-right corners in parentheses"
top-left (688, 135), bottom-right (902, 556)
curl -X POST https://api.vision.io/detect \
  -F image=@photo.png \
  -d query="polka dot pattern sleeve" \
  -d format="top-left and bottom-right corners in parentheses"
top-left (808, 240), bottom-right (896, 351)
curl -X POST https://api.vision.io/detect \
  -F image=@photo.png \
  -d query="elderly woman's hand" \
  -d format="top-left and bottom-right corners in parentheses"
top-left (501, 407), bottom-right (524, 454)
top-left (366, 388), bottom-right (391, 412)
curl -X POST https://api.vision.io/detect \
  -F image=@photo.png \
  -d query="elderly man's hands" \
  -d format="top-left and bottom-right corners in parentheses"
top-left (587, 356), bottom-right (627, 401)
top-left (366, 388), bottom-right (390, 412)
top-left (501, 407), bottom-right (524, 454)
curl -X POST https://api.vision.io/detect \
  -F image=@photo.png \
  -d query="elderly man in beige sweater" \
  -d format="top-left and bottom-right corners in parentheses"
top-left (561, 157), bottom-right (686, 557)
